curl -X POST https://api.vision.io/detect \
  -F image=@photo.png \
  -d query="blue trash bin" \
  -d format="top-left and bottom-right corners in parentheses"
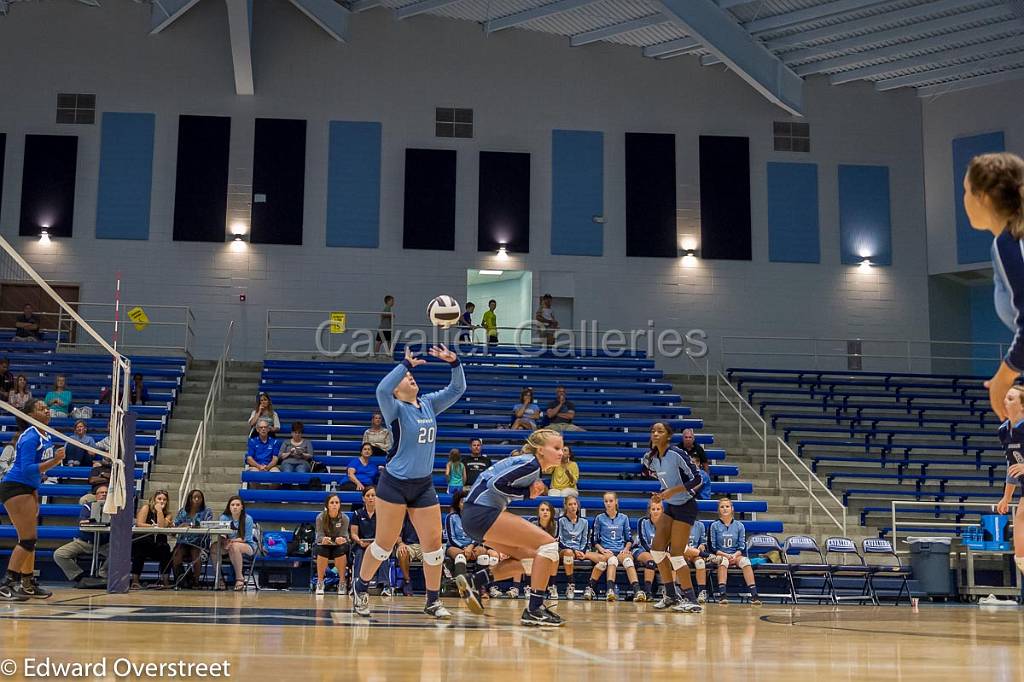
top-left (981, 514), bottom-right (1011, 551)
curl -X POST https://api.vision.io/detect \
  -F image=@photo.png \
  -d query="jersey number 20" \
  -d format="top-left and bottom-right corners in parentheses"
top-left (417, 427), bottom-right (436, 444)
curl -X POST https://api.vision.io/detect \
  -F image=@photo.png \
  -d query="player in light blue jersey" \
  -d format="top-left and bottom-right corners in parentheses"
top-left (582, 492), bottom-right (641, 602)
top-left (994, 385), bottom-right (1024, 579)
top-left (643, 421), bottom-right (705, 613)
top-left (455, 429), bottom-right (565, 627)
top-left (632, 498), bottom-right (663, 601)
top-left (353, 345), bottom-right (466, 621)
top-left (445, 489), bottom-right (491, 582)
top-left (709, 497), bottom-right (760, 605)
top-left (556, 495), bottom-right (604, 600)
top-left (682, 519), bottom-right (714, 604)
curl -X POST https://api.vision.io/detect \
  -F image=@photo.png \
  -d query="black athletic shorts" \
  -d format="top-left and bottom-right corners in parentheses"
top-left (376, 470), bottom-right (439, 509)
top-left (663, 498), bottom-right (699, 525)
top-left (461, 502), bottom-right (502, 543)
top-left (316, 543), bottom-right (350, 560)
top-left (0, 481), bottom-right (37, 504)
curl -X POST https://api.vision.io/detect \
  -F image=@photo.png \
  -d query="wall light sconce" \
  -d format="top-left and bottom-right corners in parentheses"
top-left (39, 229), bottom-right (51, 245)
top-left (858, 257), bottom-right (872, 269)
top-left (496, 245), bottom-right (509, 260)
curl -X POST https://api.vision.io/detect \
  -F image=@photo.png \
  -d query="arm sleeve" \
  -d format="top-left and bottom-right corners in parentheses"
top-left (995, 235), bottom-right (1024, 371)
top-left (423, 362), bottom-right (467, 415)
top-left (79, 503), bottom-right (91, 523)
top-left (376, 360), bottom-right (414, 423)
top-left (445, 515), bottom-right (456, 546)
top-left (737, 523), bottom-right (747, 553)
top-left (623, 516), bottom-right (633, 544)
top-left (491, 462), bottom-right (538, 496)
top-left (710, 523), bottom-right (720, 553)
top-left (555, 517), bottom-right (567, 549)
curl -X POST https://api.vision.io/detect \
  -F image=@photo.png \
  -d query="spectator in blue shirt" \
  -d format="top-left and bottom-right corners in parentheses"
top-left (170, 489), bottom-right (213, 588)
top-left (583, 492), bottom-right (640, 601)
top-left (457, 302), bottom-right (476, 344)
top-left (510, 387), bottom-right (541, 431)
top-left (245, 421), bottom-right (281, 472)
top-left (130, 373), bottom-right (150, 405)
top-left (216, 495), bottom-right (256, 591)
top-left (346, 443), bottom-right (380, 491)
top-left (709, 497), bottom-right (760, 605)
top-left (64, 419), bottom-right (98, 467)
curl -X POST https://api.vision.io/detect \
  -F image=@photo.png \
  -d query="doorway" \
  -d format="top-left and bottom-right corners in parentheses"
top-left (466, 269), bottom-right (533, 344)
top-left (0, 282), bottom-right (80, 343)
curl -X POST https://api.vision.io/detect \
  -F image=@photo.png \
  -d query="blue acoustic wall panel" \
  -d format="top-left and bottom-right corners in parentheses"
top-left (326, 121), bottom-right (381, 248)
top-left (838, 164), bottom-right (891, 266)
top-left (767, 162), bottom-right (819, 263)
top-left (551, 130), bottom-right (603, 256)
top-left (969, 281), bottom-right (1006, 376)
top-left (96, 112), bottom-right (155, 240)
top-left (953, 131), bottom-right (1004, 265)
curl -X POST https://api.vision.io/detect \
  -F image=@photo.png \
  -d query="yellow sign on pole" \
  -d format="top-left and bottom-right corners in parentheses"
top-left (330, 311), bottom-right (346, 334)
top-left (127, 306), bottom-right (149, 332)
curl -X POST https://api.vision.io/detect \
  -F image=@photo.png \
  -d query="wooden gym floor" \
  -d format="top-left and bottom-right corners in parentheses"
top-left (0, 590), bottom-right (1021, 681)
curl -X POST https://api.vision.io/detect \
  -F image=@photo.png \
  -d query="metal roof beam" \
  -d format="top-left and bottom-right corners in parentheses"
top-left (396, 0), bottom-right (463, 20)
top-left (570, 14), bottom-right (667, 46)
top-left (745, 0), bottom-right (889, 34)
top-left (767, 0), bottom-right (991, 50)
top-left (288, 0), bottom-right (349, 40)
top-left (655, 0), bottom-right (804, 115)
top-left (830, 32), bottom-right (1024, 84)
top-left (643, 36), bottom-right (702, 58)
top-left (486, 0), bottom-right (598, 33)
top-left (780, 5), bottom-right (1012, 65)
top-left (0, 0), bottom-right (8, 15)
top-left (876, 50), bottom-right (1024, 90)
top-left (225, 0), bottom-right (254, 95)
top-left (918, 65), bottom-right (1024, 97)
top-left (716, 0), bottom-right (753, 9)
top-left (347, 0), bottom-right (380, 11)
top-left (150, 0), bottom-right (202, 34)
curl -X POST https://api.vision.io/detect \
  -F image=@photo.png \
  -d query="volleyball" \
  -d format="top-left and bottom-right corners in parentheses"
top-left (427, 294), bottom-right (462, 328)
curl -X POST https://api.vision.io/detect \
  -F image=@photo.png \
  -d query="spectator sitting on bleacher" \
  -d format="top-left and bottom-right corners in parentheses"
top-left (248, 392), bottom-right (280, 438)
top-left (350, 486), bottom-right (392, 596)
top-left (680, 428), bottom-right (705, 464)
top-left (13, 303), bottom-right (41, 342)
top-left (9, 375), bottom-right (31, 411)
top-left (64, 420), bottom-right (97, 467)
top-left (44, 374), bottom-right (71, 418)
top-left (395, 515), bottom-right (422, 597)
top-left (709, 497), bottom-right (760, 605)
top-left (511, 387), bottom-right (541, 431)
top-left (445, 449), bottom-right (466, 494)
top-left (245, 421), bottom-right (281, 473)
top-left (545, 386), bottom-right (584, 433)
top-left (54, 483), bottom-right (109, 588)
top-left (278, 421), bottom-right (314, 474)
top-left (314, 493), bottom-right (351, 596)
top-left (583, 492), bottom-right (640, 602)
top-left (361, 412), bottom-right (392, 456)
top-left (548, 445), bottom-right (579, 497)
top-left (171, 489), bottom-right (213, 588)
top-left (131, 489), bottom-right (173, 590)
top-left (216, 495), bottom-right (257, 591)
top-left (691, 449), bottom-right (712, 501)
top-left (130, 373), bottom-right (150, 405)
top-left (463, 438), bottom-right (490, 487)
top-left (81, 456), bottom-right (112, 504)
top-left (346, 443), bottom-right (380, 491)
top-left (0, 358), bottom-right (13, 401)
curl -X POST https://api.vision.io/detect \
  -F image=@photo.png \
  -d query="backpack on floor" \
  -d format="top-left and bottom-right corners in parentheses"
top-left (262, 531), bottom-right (288, 558)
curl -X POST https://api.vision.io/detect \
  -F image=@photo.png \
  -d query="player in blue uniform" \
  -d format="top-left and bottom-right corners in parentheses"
top-left (583, 492), bottom-right (641, 602)
top-left (708, 497), bottom-right (761, 605)
top-left (643, 421), bottom-right (705, 613)
top-left (445, 489), bottom-right (491, 582)
top-left (0, 398), bottom-right (66, 601)
top-left (683, 519), bottom-right (713, 604)
top-left (352, 345), bottom-right (466, 620)
top-left (632, 497), bottom-right (663, 601)
top-left (555, 495), bottom-right (603, 600)
top-left (995, 385), bottom-right (1024, 578)
top-left (454, 429), bottom-right (565, 626)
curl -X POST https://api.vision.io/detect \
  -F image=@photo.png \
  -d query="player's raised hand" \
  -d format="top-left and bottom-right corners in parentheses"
top-left (404, 346), bottom-right (427, 368)
top-left (428, 344), bottom-right (458, 364)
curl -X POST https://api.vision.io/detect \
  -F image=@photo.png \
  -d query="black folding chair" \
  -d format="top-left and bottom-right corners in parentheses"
top-left (862, 538), bottom-right (911, 605)
top-left (784, 535), bottom-right (836, 604)
top-left (825, 537), bottom-right (876, 605)
top-left (747, 534), bottom-right (796, 603)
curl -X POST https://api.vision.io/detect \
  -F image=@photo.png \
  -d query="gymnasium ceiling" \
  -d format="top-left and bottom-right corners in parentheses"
top-left (2, 0), bottom-right (1023, 115)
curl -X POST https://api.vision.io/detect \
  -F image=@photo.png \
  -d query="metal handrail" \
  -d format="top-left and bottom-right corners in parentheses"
top-left (890, 500), bottom-right (1018, 549)
top-left (54, 303), bottom-right (194, 356)
top-left (777, 438), bottom-right (847, 535)
top-left (715, 372), bottom-right (767, 466)
top-left (179, 321), bottom-right (233, 506)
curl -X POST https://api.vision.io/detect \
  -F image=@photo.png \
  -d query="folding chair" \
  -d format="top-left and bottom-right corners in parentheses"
top-left (861, 538), bottom-right (911, 605)
top-left (784, 535), bottom-right (836, 604)
top-left (240, 522), bottom-right (263, 591)
top-left (825, 537), bottom-right (876, 605)
top-left (746, 534), bottom-right (796, 603)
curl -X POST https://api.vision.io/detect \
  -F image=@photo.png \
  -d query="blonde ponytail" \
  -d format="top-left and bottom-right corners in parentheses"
top-left (522, 428), bottom-right (560, 455)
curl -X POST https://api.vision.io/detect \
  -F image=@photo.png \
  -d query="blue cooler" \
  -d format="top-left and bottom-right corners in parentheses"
top-left (981, 514), bottom-right (1011, 551)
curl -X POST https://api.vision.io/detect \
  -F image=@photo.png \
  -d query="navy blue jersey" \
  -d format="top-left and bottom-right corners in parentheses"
top-left (641, 445), bottom-right (703, 505)
top-left (998, 418), bottom-right (1024, 487)
top-left (992, 232), bottom-right (1024, 371)
top-left (636, 516), bottom-right (656, 552)
top-left (710, 519), bottom-right (746, 554)
top-left (591, 511), bottom-right (632, 552)
top-left (557, 515), bottom-right (589, 552)
top-left (377, 359), bottom-right (466, 480)
top-left (466, 454), bottom-right (542, 511)
top-left (1, 426), bottom-right (56, 489)
top-left (445, 512), bottom-right (474, 549)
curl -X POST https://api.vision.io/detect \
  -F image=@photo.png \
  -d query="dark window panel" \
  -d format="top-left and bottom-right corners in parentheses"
top-left (250, 118), bottom-right (307, 245)
top-left (403, 148), bottom-right (456, 250)
top-left (172, 115), bottom-right (231, 242)
top-left (19, 134), bottom-right (78, 238)
top-left (625, 132), bottom-right (677, 257)
top-left (699, 135), bottom-right (752, 261)
top-left (478, 150), bottom-right (530, 254)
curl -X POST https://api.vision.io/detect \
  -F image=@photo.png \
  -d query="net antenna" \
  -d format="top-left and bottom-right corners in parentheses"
top-left (0, 234), bottom-right (131, 513)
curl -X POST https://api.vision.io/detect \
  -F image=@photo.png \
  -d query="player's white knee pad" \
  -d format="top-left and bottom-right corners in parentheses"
top-left (563, 555), bottom-right (574, 567)
top-left (738, 557), bottom-right (751, 569)
top-left (1015, 556), bottom-right (1024, 576)
top-left (669, 555), bottom-right (687, 571)
top-left (537, 541), bottom-right (559, 563)
top-left (694, 558), bottom-right (706, 570)
top-left (423, 548), bottom-right (445, 566)
top-left (595, 561), bottom-right (608, 571)
top-left (477, 556), bottom-right (491, 567)
top-left (622, 557), bottom-right (634, 569)
top-left (369, 542), bottom-right (391, 562)
top-left (607, 556), bottom-right (619, 569)
top-left (651, 550), bottom-right (669, 563)
top-left (454, 553), bottom-right (467, 565)
top-left (521, 558), bottom-right (534, 575)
